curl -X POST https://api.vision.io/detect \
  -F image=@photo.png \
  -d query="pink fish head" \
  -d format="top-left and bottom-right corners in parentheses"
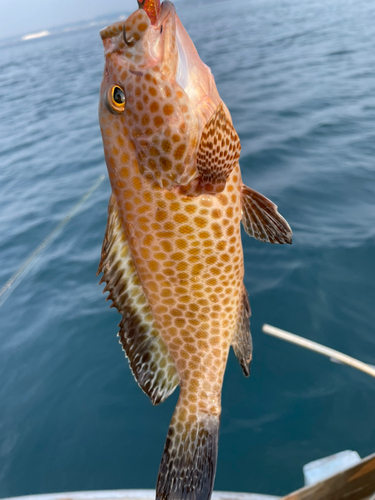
top-left (99, 1), bottom-right (228, 190)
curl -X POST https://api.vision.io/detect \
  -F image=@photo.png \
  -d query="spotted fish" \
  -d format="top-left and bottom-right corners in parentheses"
top-left (98, 2), bottom-right (292, 500)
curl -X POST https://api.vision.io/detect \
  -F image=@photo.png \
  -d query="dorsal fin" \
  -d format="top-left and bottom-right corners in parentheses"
top-left (241, 185), bottom-right (292, 244)
top-left (98, 195), bottom-right (179, 405)
top-left (196, 102), bottom-right (241, 192)
top-left (232, 286), bottom-right (252, 377)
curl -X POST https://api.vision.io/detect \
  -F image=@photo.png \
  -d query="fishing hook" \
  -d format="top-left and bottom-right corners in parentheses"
top-left (122, 24), bottom-right (132, 46)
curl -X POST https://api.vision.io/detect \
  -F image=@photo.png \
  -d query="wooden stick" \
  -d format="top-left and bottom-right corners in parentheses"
top-left (262, 324), bottom-right (375, 379)
top-left (281, 453), bottom-right (375, 500)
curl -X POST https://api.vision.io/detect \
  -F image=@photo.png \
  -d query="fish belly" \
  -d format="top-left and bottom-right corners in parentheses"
top-left (113, 162), bottom-right (244, 413)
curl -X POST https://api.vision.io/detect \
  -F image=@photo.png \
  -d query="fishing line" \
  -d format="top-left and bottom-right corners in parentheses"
top-left (0, 174), bottom-right (105, 309)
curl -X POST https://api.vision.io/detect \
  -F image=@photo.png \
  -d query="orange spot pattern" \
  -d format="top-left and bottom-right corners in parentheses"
top-left (197, 102), bottom-right (241, 189)
top-left (105, 150), bottom-right (243, 415)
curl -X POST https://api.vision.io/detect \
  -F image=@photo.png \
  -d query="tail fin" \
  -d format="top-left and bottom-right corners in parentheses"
top-left (156, 405), bottom-right (220, 500)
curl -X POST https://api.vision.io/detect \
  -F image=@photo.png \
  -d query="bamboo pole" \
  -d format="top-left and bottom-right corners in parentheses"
top-left (262, 324), bottom-right (375, 379)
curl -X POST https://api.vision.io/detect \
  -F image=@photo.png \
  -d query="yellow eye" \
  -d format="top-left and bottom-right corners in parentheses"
top-left (107, 85), bottom-right (126, 113)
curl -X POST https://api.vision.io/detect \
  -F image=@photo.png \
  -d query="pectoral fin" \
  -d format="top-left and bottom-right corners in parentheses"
top-left (196, 102), bottom-right (241, 192)
top-left (98, 195), bottom-right (179, 405)
top-left (232, 286), bottom-right (252, 377)
top-left (241, 185), bottom-right (292, 244)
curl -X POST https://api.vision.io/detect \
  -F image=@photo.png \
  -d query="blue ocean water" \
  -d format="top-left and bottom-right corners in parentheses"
top-left (1, 0), bottom-right (375, 497)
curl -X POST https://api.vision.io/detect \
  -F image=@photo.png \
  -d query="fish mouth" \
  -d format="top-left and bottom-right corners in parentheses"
top-left (144, 1), bottom-right (177, 68)
top-left (137, 0), bottom-right (161, 25)
top-left (158, 2), bottom-right (190, 95)
top-left (147, 0), bottom-right (191, 96)
top-left (157, 2), bottom-right (208, 113)
top-left (158, 1), bottom-right (175, 26)
top-left (157, 2), bottom-right (190, 94)
top-left (175, 25), bottom-right (189, 92)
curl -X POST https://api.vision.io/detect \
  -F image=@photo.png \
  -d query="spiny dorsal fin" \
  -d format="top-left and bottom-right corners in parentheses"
top-left (98, 195), bottom-right (179, 405)
top-left (232, 286), bottom-right (252, 377)
top-left (241, 185), bottom-right (292, 244)
top-left (196, 102), bottom-right (241, 192)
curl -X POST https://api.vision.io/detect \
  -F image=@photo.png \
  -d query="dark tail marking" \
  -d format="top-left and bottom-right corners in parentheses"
top-left (156, 411), bottom-right (220, 500)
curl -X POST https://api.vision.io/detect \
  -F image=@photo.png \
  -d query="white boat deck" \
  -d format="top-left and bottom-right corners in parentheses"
top-left (1, 489), bottom-right (280, 500)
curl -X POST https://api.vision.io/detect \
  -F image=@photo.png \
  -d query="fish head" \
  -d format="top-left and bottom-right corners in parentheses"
top-left (99, 1), bottom-right (225, 190)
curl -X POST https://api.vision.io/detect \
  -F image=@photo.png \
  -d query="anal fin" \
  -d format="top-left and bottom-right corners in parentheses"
top-left (232, 286), bottom-right (252, 377)
top-left (98, 195), bottom-right (179, 405)
top-left (196, 102), bottom-right (241, 193)
top-left (241, 185), bottom-right (292, 244)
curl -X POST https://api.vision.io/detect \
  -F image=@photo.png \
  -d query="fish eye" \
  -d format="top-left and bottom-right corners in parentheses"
top-left (107, 85), bottom-right (126, 113)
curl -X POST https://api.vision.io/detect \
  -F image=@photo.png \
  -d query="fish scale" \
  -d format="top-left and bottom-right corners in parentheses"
top-left (106, 149), bottom-right (244, 408)
top-left (98, 2), bottom-right (292, 500)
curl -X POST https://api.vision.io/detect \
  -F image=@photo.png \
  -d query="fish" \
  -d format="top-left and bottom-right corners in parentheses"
top-left (97, 2), bottom-right (292, 500)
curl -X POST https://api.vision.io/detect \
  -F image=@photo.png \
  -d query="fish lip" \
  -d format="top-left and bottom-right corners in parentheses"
top-left (157, 1), bottom-right (175, 28)
top-left (100, 1), bottom-right (175, 42)
top-left (147, 1), bottom-right (176, 70)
